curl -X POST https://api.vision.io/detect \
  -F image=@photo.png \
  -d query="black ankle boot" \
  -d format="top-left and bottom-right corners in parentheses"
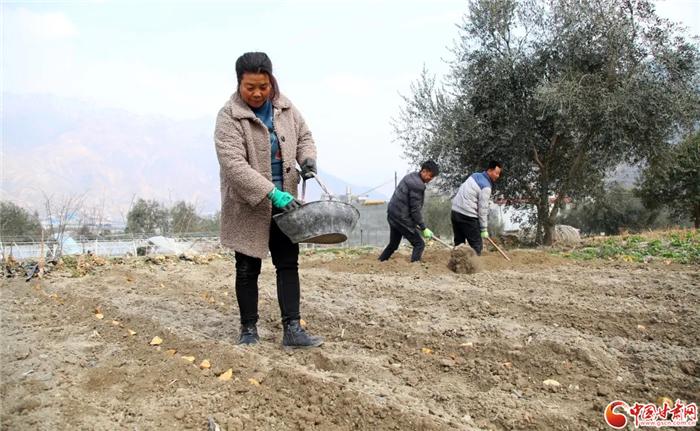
top-left (282, 320), bottom-right (324, 349)
top-left (238, 323), bottom-right (259, 345)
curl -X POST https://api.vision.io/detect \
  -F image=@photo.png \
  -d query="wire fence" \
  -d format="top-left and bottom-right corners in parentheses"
top-left (0, 230), bottom-right (392, 260)
top-left (1, 204), bottom-right (399, 259)
top-left (0, 235), bottom-right (222, 260)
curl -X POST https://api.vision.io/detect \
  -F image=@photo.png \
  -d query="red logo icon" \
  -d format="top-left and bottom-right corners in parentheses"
top-left (605, 400), bottom-right (629, 429)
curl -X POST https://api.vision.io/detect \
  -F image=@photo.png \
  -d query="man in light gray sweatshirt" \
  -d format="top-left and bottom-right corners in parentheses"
top-left (451, 160), bottom-right (502, 255)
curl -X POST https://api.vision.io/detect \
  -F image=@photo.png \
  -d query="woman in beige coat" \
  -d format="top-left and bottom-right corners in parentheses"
top-left (214, 52), bottom-right (323, 348)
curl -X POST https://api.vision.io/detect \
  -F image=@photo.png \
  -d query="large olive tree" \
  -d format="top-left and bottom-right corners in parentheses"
top-left (396, 0), bottom-right (699, 243)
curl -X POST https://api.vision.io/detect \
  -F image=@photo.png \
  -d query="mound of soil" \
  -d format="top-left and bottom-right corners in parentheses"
top-left (447, 244), bottom-right (481, 274)
top-left (305, 243), bottom-right (568, 275)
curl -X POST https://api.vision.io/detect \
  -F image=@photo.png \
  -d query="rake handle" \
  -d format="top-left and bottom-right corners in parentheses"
top-left (487, 237), bottom-right (511, 261)
top-left (432, 235), bottom-right (453, 249)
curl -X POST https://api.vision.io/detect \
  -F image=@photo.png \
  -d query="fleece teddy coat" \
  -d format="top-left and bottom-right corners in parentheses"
top-left (214, 92), bottom-right (316, 259)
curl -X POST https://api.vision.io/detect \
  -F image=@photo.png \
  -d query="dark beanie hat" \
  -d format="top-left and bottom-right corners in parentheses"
top-left (235, 52), bottom-right (273, 85)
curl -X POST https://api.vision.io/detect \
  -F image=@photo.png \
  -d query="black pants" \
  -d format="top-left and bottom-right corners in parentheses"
top-left (234, 212), bottom-right (300, 326)
top-left (451, 210), bottom-right (482, 255)
top-left (378, 220), bottom-right (425, 262)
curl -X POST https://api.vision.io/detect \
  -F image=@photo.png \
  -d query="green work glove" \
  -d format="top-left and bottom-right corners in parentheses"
top-left (422, 228), bottom-right (433, 239)
top-left (480, 230), bottom-right (489, 239)
top-left (268, 188), bottom-right (301, 211)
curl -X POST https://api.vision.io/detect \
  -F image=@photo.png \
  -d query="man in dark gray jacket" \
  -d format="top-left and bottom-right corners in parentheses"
top-left (379, 160), bottom-right (440, 262)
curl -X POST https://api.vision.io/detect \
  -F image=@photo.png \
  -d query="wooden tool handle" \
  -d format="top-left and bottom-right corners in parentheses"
top-left (487, 237), bottom-right (511, 261)
top-left (432, 235), bottom-right (453, 249)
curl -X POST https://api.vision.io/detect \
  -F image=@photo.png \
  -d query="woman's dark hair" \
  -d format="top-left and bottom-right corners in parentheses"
top-left (421, 160), bottom-right (440, 176)
top-left (235, 52), bottom-right (279, 100)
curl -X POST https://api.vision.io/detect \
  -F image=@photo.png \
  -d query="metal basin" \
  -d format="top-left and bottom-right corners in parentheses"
top-left (273, 200), bottom-right (360, 244)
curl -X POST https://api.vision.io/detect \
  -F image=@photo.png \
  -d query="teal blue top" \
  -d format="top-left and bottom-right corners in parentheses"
top-left (252, 100), bottom-right (283, 189)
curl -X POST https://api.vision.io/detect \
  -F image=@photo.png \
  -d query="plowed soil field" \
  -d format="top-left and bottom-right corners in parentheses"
top-left (2, 245), bottom-right (698, 430)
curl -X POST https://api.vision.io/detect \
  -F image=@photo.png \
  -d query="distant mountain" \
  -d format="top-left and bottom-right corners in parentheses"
top-left (1, 93), bottom-right (384, 220)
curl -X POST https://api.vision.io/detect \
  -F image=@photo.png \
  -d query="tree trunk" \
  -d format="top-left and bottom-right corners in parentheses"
top-left (543, 222), bottom-right (555, 245)
top-left (535, 170), bottom-right (551, 245)
top-left (536, 194), bottom-right (549, 245)
top-left (694, 202), bottom-right (700, 229)
top-left (543, 205), bottom-right (560, 246)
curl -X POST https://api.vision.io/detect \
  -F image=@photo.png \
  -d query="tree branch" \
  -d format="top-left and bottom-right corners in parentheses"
top-left (533, 146), bottom-right (544, 169)
top-left (551, 138), bottom-right (590, 221)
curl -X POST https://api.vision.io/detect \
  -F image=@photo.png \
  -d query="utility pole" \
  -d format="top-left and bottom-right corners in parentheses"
top-left (394, 171), bottom-right (397, 189)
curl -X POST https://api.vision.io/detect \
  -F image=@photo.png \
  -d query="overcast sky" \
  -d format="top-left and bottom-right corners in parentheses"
top-left (2, 0), bottom-right (699, 195)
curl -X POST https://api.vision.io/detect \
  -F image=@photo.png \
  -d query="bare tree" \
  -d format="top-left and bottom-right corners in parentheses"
top-left (78, 195), bottom-right (109, 240)
top-left (42, 191), bottom-right (86, 258)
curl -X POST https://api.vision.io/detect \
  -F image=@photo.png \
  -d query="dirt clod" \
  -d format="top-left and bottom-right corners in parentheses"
top-left (447, 244), bottom-right (481, 274)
